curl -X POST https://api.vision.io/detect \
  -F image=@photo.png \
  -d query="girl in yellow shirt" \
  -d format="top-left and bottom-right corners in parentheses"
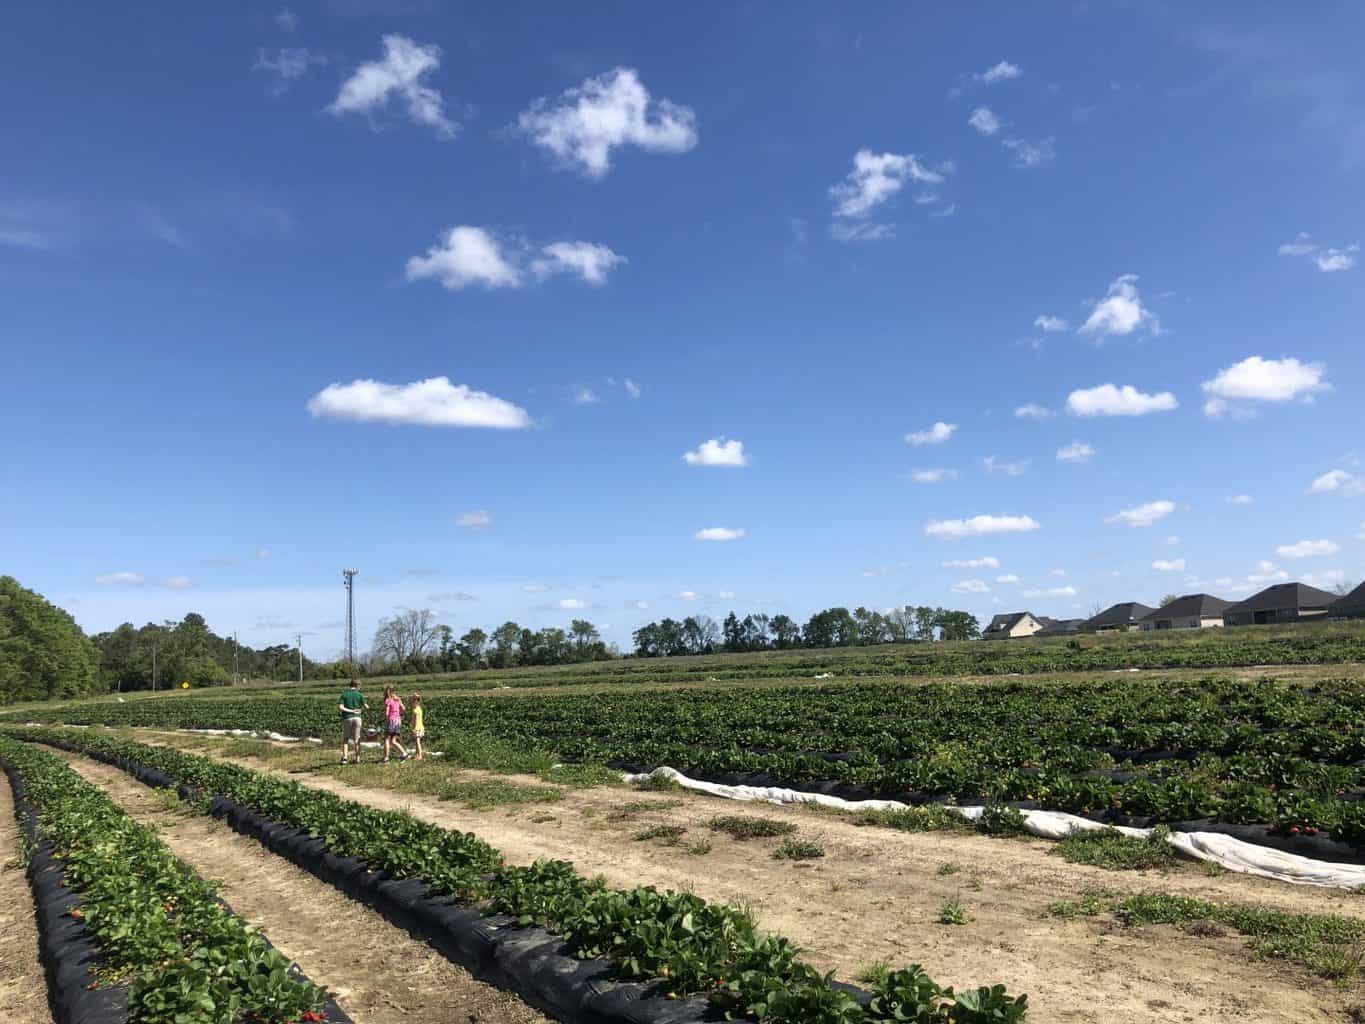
top-left (410, 694), bottom-right (426, 761)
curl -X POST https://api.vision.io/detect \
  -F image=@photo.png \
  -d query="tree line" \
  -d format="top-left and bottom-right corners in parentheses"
top-left (632, 605), bottom-right (980, 657)
top-left (367, 608), bottom-right (614, 673)
top-left (1, 576), bottom-right (101, 703)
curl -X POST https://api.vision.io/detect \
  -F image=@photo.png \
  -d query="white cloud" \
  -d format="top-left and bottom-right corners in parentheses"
top-left (1279, 233), bottom-right (1359, 272)
top-left (1247, 561), bottom-right (1290, 584)
top-left (952, 578), bottom-right (991, 594)
top-left (1067, 383), bottom-right (1177, 417)
top-left (1079, 274), bottom-right (1159, 339)
top-left (254, 48), bottom-right (326, 96)
top-left (530, 241), bottom-right (625, 284)
top-left (943, 557), bottom-right (1000, 569)
top-left (406, 226), bottom-right (522, 290)
top-left (995, 574), bottom-right (1021, 584)
top-left (572, 386), bottom-right (600, 406)
top-left (911, 468), bottom-right (957, 483)
top-left (1014, 403), bottom-right (1054, 420)
top-left (624, 378), bottom-right (641, 399)
top-left (1152, 559), bottom-right (1186, 572)
top-left (829, 220), bottom-right (896, 243)
top-left (682, 438), bottom-right (748, 468)
top-left (1056, 441), bottom-right (1096, 463)
top-left (329, 35), bottom-right (457, 139)
top-left (1308, 469), bottom-right (1365, 496)
top-left (1023, 585), bottom-right (1076, 598)
top-left (905, 421), bottom-right (957, 445)
top-left (1001, 137), bottom-right (1056, 168)
top-left (456, 509), bottom-right (493, 530)
top-left (308, 377), bottom-right (531, 429)
top-left (1304, 569), bottom-right (1347, 590)
top-left (1033, 315), bottom-right (1068, 333)
top-left (522, 583), bottom-right (549, 593)
top-left (1357, 521), bottom-right (1365, 541)
top-left (1164, 535), bottom-right (1180, 546)
top-left (718, 590), bottom-right (736, 600)
top-left (976, 61), bottom-right (1022, 85)
top-left (830, 149), bottom-right (945, 219)
top-left (694, 527), bottom-right (746, 542)
top-left (1201, 356), bottom-right (1328, 419)
top-left (557, 598), bottom-right (589, 610)
top-left (1276, 539), bottom-right (1340, 559)
top-left (629, 599), bottom-right (650, 610)
top-left (983, 455), bottom-right (1029, 476)
top-left (95, 572), bottom-right (145, 586)
top-left (163, 576), bottom-right (194, 589)
top-left (925, 514), bottom-right (1041, 539)
top-left (677, 590), bottom-right (699, 600)
top-left (1106, 500), bottom-right (1175, 528)
top-left (1051, 568), bottom-right (1068, 577)
top-left (275, 7), bottom-right (297, 31)
top-left (255, 547), bottom-right (272, 559)
top-left (515, 67), bottom-right (697, 178)
top-left (1226, 494), bottom-right (1254, 505)
top-left (968, 107), bottom-right (1000, 136)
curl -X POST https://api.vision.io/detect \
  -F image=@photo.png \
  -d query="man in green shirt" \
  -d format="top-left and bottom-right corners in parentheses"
top-left (338, 679), bottom-right (368, 764)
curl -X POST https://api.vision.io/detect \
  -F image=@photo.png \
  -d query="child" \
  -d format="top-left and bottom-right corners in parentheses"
top-left (381, 686), bottom-right (409, 763)
top-left (410, 693), bottom-right (425, 761)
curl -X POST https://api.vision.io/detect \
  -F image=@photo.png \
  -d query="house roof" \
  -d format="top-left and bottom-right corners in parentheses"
top-left (1224, 582), bottom-right (1339, 614)
top-left (984, 612), bottom-right (1033, 633)
top-left (1330, 581), bottom-right (1365, 615)
top-left (1083, 602), bottom-right (1156, 629)
top-left (1140, 593), bottom-right (1233, 621)
top-left (1036, 618), bottom-right (1084, 635)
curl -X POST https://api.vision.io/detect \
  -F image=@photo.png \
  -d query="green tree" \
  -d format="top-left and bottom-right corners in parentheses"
top-left (0, 576), bottom-right (101, 703)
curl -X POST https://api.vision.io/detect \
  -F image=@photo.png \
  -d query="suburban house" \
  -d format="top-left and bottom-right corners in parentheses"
top-left (1222, 582), bottom-right (1338, 626)
top-left (1329, 581), bottom-right (1365, 620)
top-left (983, 612), bottom-right (1046, 640)
top-left (1138, 593), bottom-right (1233, 631)
top-left (1081, 602), bottom-right (1156, 633)
top-left (1036, 617), bottom-right (1085, 636)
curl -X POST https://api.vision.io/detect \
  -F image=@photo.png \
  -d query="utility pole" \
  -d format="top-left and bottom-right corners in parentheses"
top-left (151, 642), bottom-right (157, 693)
top-left (232, 632), bottom-right (239, 685)
top-left (342, 569), bottom-right (359, 669)
top-left (295, 633), bottom-right (304, 684)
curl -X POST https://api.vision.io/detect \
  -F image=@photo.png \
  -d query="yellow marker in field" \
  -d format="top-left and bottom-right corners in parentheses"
top-left (181, 682), bottom-right (189, 689)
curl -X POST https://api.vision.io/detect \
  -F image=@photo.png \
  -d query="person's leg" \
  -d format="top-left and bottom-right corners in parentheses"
top-left (415, 735), bottom-right (424, 760)
top-left (382, 733), bottom-right (391, 761)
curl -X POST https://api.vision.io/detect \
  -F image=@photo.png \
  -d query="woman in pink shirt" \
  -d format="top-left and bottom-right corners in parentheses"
top-left (381, 686), bottom-right (410, 763)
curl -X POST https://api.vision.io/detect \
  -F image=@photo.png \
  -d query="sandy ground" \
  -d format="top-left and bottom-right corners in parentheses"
top-left (57, 754), bottom-right (549, 1024)
top-left (100, 732), bottom-right (1365, 1024)
top-left (0, 776), bottom-right (52, 1024)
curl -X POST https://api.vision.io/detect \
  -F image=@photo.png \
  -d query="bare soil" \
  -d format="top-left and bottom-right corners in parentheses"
top-left (58, 754), bottom-right (549, 1024)
top-left (119, 732), bottom-right (1365, 1024)
top-left (0, 775), bottom-right (54, 1024)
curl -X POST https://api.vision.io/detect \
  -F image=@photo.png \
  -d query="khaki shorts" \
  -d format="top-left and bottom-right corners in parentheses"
top-left (343, 716), bottom-right (362, 743)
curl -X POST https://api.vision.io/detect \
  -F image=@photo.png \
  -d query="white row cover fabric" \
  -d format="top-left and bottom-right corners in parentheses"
top-left (622, 766), bottom-right (1365, 891)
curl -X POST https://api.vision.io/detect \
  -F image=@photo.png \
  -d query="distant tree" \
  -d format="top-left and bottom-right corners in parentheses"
top-left (853, 607), bottom-right (888, 646)
top-left (489, 621), bottom-right (522, 668)
top-left (885, 606), bottom-right (915, 643)
top-left (803, 607), bottom-right (857, 648)
top-left (742, 613), bottom-right (770, 650)
top-left (937, 610), bottom-right (981, 642)
top-left (656, 618), bottom-right (688, 657)
top-left (722, 611), bottom-right (744, 652)
top-left (769, 614), bottom-right (801, 649)
top-left (0, 576), bottom-right (101, 703)
top-left (1332, 580), bottom-right (1357, 597)
top-left (683, 615), bottom-right (719, 655)
top-left (372, 609), bottom-right (442, 668)
top-left (913, 606), bottom-right (940, 643)
top-left (1158, 593), bottom-right (1180, 608)
top-left (569, 619), bottom-right (600, 651)
top-left (632, 622), bottom-right (661, 657)
top-left (459, 627), bottom-right (488, 664)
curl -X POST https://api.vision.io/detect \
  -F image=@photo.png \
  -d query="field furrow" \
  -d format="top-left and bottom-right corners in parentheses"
top-left (0, 774), bottom-right (52, 1024)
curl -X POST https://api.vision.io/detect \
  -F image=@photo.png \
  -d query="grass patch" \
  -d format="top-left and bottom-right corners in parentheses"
top-left (1052, 826), bottom-right (1178, 872)
top-left (341, 762), bottom-right (562, 809)
top-left (429, 730), bottom-right (560, 775)
top-left (538, 763), bottom-right (623, 788)
top-left (974, 802), bottom-right (1028, 836)
top-left (633, 824), bottom-right (687, 845)
top-left (1200, 859), bottom-right (1228, 877)
top-left (938, 900), bottom-right (971, 925)
top-left (1045, 889), bottom-right (1365, 983)
top-left (858, 960), bottom-right (891, 985)
top-left (847, 805), bottom-right (968, 833)
top-left (937, 862), bottom-right (961, 876)
top-left (682, 838), bottom-right (713, 856)
top-left (707, 815), bottom-right (798, 840)
top-left (773, 837), bottom-right (825, 861)
top-left (632, 773), bottom-right (682, 792)
top-left (605, 799), bottom-right (685, 822)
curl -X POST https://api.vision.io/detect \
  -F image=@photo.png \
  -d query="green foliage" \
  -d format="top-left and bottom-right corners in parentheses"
top-left (850, 806), bottom-right (969, 833)
top-left (707, 815), bottom-right (799, 840)
top-left (633, 823), bottom-right (688, 844)
top-left (1051, 826), bottom-right (1178, 871)
top-left (0, 576), bottom-right (100, 703)
top-left (772, 837), bottom-right (825, 860)
top-left (938, 900), bottom-right (971, 925)
top-left (974, 803), bottom-right (1028, 836)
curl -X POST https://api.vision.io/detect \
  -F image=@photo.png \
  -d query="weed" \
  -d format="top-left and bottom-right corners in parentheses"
top-left (682, 838), bottom-right (713, 856)
top-left (974, 802), bottom-right (1028, 836)
top-left (1052, 826), bottom-right (1178, 872)
top-left (1200, 859), bottom-right (1228, 877)
top-left (858, 960), bottom-right (891, 985)
top-left (632, 773), bottom-right (682, 793)
top-left (605, 799), bottom-right (684, 821)
top-left (539, 763), bottom-right (622, 788)
top-left (938, 900), bottom-right (971, 925)
top-left (1044, 888), bottom-right (1120, 920)
top-left (707, 815), bottom-right (798, 840)
top-left (937, 862), bottom-right (961, 876)
top-left (773, 837), bottom-right (825, 861)
top-left (529, 814), bottom-right (558, 824)
top-left (848, 805), bottom-right (967, 833)
top-left (966, 876), bottom-right (984, 892)
top-left (344, 762), bottom-right (561, 809)
top-left (632, 824), bottom-right (686, 845)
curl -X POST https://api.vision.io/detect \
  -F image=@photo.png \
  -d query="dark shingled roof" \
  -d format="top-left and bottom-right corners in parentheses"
top-left (1083, 601), bottom-right (1156, 630)
top-left (1140, 593), bottom-right (1233, 621)
top-left (984, 612), bottom-right (1033, 634)
top-left (1224, 582), bottom-right (1338, 615)
top-left (1036, 618), bottom-right (1084, 635)
top-left (1330, 581), bottom-right (1365, 616)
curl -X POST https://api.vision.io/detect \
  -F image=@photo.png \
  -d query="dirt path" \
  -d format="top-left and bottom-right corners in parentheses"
top-left (58, 754), bottom-right (549, 1024)
top-left (124, 736), bottom-right (1365, 1024)
top-left (0, 775), bottom-right (54, 1024)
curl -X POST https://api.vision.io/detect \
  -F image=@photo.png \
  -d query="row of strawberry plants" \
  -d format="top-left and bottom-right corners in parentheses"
top-left (8, 726), bottom-right (1028, 1024)
top-left (0, 734), bottom-right (333, 1024)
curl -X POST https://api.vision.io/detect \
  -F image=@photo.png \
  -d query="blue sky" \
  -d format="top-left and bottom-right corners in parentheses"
top-left (3, 1), bottom-right (1363, 655)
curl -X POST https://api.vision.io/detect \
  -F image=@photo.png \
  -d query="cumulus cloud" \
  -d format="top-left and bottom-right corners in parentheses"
top-left (1279, 233), bottom-right (1359, 272)
top-left (943, 557), bottom-right (1000, 569)
top-left (925, 514), bottom-right (1041, 539)
top-left (1001, 137), bottom-right (1056, 168)
top-left (830, 149), bottom-right (945, 228)
top-left (1308, 469), bottom-right (1365, 496)
top-left (1201, 356), bottom-right (1329, 418)
top-left (405, 226), bottom-right (521, 289)
top-left (1247, 560), bottom-right (1290, 584)
top-left (694, 527), bottom-right (746, 542)
top-left (968, 107), bottom-right (1000, 136)
top-left (1152, 559), bottom-right (1186, 572)
top-left (682, 438), bottom-right (747, 467)
top-left (456, 510), bottom-right (493, 530)
top-left (952, 578), bottom-right (991, 594)
top-left (995, 574), bottom-right (1021, 584)
top-left (982, 455), bottom-right (1029, 476)
top-left (1067, 383), bottom-right (1177, 417)
top-left (1023, 585), bottom-right (1076, 598)
top-left (829, 221), bottom-right (896, 243)
top-left (254, 47), bottom-right (326, 96)
top-left (530, 241), bottom-right (626, 284)
top-left (1078, 274), bottom-right (1159, 340)
top-left (557, 598), bottom-right (590, 610)
top-left (515, 68), bottom-right (697, 178)
top-left (572, 387), bottom-right (600, 406)
top-left (911, 468), bottom-right (957, 483)
top-left (1014, 403), bottom-right (1053, 420)
top-left (1226, 494), bottom-right (1254, 505)
top-left (1276, 539), bottom-right (1340, 559)
top-left (905, 421), bottom-right (957, 445)
top-left (1106, 500), bottom-right (1175, 528)
top-left (1056, 441), bottom-right (1096, 463)
top-left (329, 35), bottom-right (457, 139)
top-left (308, 377), bottom-right (531, 429)
top-left (95, 572), bottom-right (145, 586)
top-left (677, 590), bottom-right (700, 600)
top-left (624, 378), bottom-right (641, 399)
top-left (1033, 315), bottom-right (1068, 333)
